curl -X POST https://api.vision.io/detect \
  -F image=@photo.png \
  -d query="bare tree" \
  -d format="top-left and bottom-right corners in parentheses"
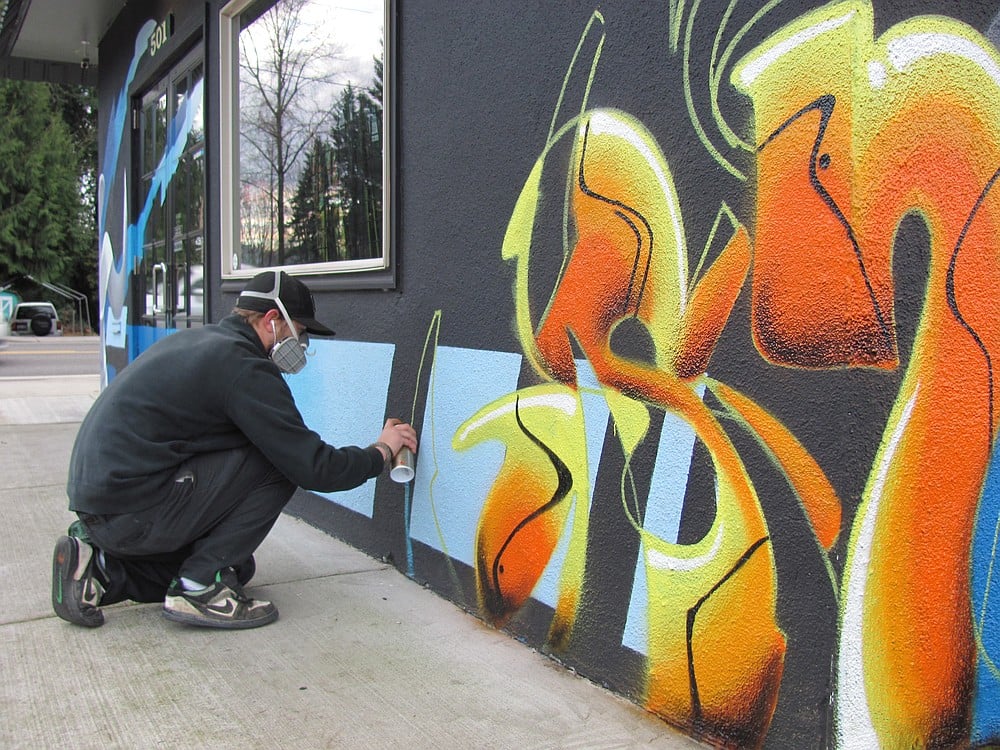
top-left (239, 0), bottom-right (344, 265)
top-left (240, 180), bottom-right (273, 268)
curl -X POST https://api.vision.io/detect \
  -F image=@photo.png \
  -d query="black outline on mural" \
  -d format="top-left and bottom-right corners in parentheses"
top-left (686, 534), bottom-right (770, 720)
top-left (946, 165), bottom-right (1000, 447)
top-left (576, 119), bottom-right (655, 319)
top-left (485, 396), bottom-right (574, 616)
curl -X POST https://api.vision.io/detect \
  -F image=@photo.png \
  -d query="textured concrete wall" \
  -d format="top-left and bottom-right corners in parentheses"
top-left (96, 1), bottom-right (1000, 747)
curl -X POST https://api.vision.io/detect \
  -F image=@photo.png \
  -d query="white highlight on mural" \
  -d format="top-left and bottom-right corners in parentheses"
top-left (102, 173), bottom-right (130, 357)
top-left (888, 33), bottom-right (1000, 88)
top-left (835, 384), bottom-right (920, 749)
top-left (100, 231), bottom-right (126, 350)
top-left (867, 60), bottom-right (887, 89)
top-left (647, 520), bottom-right (724, 572)
top-left (737, 9), bottom-right (857, 87)
top-left (99, 231), bottom-right (111, 389)
top-left (585, 110), bottom-right (688, 313)
top-left (456, 391), bottom-right (579, 443)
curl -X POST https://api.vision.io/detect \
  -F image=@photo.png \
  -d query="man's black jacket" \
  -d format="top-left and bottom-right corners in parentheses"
top-left (68, 315), bottom-right (384, 514)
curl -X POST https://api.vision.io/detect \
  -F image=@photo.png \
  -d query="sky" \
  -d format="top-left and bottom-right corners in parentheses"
top-left (242, 0), bottom-right (383, 93)
top-left (308, 0), bottom-right (383, 83)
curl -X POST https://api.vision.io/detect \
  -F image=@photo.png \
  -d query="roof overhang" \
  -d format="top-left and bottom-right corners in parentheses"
top-left (0, 0), bottom-right (124, 85)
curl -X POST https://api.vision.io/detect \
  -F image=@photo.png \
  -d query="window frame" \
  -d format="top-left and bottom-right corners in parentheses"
top-left (219, 0), bottom-right (394, 287)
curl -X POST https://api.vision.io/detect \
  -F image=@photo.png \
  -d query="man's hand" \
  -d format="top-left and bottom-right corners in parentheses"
top-left (376, 418), bottom-right (418, 460)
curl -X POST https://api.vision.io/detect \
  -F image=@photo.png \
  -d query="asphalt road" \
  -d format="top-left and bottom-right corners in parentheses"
top-left (0, 335), bottom-right (102, 378)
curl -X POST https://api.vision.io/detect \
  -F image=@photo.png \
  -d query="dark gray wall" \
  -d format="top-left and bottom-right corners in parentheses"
top-left (96, 1), bottom-right (1000, 747)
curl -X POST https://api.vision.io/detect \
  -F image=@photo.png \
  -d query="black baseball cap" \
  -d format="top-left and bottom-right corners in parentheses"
top-left (237, 270), bottom-right (335, 336)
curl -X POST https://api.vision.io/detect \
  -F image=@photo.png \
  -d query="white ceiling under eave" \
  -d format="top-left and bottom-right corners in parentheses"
top-left (0, 0), bottom-right (125, 84)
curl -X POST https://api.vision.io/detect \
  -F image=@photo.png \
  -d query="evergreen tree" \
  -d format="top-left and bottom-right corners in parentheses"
top-left (328, 83), bottom-right (382, 260)
top-left (289, 137), bottom-right (339, 263)
top-left (51, 84), bottom-right (98, 303)
top-left (0, 80), bottom-right (86, 282)
top-left (240, 0), bottom-right (339, 266)
top-left (287, 45), bottom-right (384, 266)
top-left (368, 44), bottom-right (383, 110)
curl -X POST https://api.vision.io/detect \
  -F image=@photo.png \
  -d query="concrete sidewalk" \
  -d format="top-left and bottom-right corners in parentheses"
top-left (0, 374), bottom-right (704, 749)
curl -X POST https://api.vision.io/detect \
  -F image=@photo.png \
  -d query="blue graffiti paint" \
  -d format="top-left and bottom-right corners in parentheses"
top-left (99, 20), bottom-right (155, 238)
top-left (129, 77), bottom-right (204, 280)
top-left (404, 481), bottom-right (414, 575)
top-left (100, 38), bottom-right (204, 370)
top-left (129, 323), bottom-right (175, 353)
top-left (100, 20), bottom-right (155, 379)
top-left (286, 338), bottom-right (396, 518)
top-left (972, 441), bottom-right (1000, 744)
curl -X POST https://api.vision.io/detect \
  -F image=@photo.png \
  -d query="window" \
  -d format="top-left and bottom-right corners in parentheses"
top-left (220, 0), bottom-right (390, 281)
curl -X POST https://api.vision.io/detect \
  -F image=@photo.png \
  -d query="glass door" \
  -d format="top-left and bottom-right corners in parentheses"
top-left (132, 47), bottom-right (205, 341)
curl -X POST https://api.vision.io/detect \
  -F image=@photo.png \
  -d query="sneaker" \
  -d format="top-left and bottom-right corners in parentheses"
top-left (52, 536), bottom-right (105, 628)
top-left (162, 568), bottom-right (278, 629)
top-left (67, 519), bottom-right (92, 544)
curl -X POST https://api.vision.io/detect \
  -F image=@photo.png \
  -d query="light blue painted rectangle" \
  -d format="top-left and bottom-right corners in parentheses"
top-left (622, 382), bottom-right (705, 653)
top-left (408, 346), bottom-right (522, 567)
top-left (287, 338), bottom-right (395, 517)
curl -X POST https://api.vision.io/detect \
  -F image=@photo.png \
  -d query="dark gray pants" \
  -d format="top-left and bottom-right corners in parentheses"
top-left (79, 444), bottom-right (296, 604)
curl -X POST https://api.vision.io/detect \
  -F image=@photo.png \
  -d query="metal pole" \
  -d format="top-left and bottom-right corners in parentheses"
top-left (50, 282), bottom-right (92, 334)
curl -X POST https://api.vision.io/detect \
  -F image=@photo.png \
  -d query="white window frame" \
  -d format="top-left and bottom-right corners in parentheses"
top-left (219, 0), bottom-right (391, 279)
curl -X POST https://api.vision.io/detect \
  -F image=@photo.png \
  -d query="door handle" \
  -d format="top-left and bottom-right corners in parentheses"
top-left (152, 262), bottom-right (167, 314)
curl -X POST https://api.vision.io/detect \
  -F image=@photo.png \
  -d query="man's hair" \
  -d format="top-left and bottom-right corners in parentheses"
top-left (232, 307), bottom-right (265, 325)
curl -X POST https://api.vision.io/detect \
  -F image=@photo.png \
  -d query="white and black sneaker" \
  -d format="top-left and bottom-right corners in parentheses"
top-left (52, 535), bottom-right (106, 628)
top-left (162, 568), bottom-right (278, 629)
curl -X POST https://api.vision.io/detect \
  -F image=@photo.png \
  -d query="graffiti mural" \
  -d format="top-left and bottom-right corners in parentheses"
top-left (98, 19), bottom-right (203, 384)
top-left (88, 1), bottom-right (1000, 748)
top-left (403, 2), bottom-right (1000, 748)
top-left (733, 3), bottom-right (1000, 746)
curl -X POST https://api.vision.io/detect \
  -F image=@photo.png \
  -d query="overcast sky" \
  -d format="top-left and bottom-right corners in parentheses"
top-left (283, 0), bottom-right (382, 90)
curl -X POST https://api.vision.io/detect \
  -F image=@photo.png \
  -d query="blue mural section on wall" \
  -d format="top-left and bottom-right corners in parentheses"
top-left (973, 441), bottom-right (1000, 743)
top-left (408, 346), bottom-right (522, 565)
top-left (286, 338), bottom-right (396, 517)
top-left (99, 17), bottom-right (203, 378)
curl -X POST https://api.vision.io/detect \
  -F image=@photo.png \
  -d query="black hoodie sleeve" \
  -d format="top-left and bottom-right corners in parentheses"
top-left (225, 356), bottom-right (385, 491)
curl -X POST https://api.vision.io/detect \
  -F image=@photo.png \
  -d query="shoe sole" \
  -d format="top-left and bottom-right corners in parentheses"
top-left (52, 536), bottom-right (104, 628)
top-left (162, 605), bottom-right (279, 630)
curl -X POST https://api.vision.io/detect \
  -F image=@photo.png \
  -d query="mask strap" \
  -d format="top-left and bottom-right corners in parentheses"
top-left (272, 297), bottom-right (300, 340)
top-left (242, 284), bottom-right (301, 341)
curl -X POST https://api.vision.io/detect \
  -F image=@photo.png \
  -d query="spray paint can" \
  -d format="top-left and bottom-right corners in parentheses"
top-left (390, 446), bottom-right (416, 483)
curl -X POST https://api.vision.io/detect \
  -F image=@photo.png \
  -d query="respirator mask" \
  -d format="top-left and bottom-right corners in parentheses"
top-left (240, 273), bottom-right (310, 374)
top-left (268, 309), bottom-right (309, 374)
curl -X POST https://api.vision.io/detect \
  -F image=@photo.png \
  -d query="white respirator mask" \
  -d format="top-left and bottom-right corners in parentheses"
top-left (240, 273), bottom-right (310, 375)
top-left (268, 308), bottom-right (309, 374)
